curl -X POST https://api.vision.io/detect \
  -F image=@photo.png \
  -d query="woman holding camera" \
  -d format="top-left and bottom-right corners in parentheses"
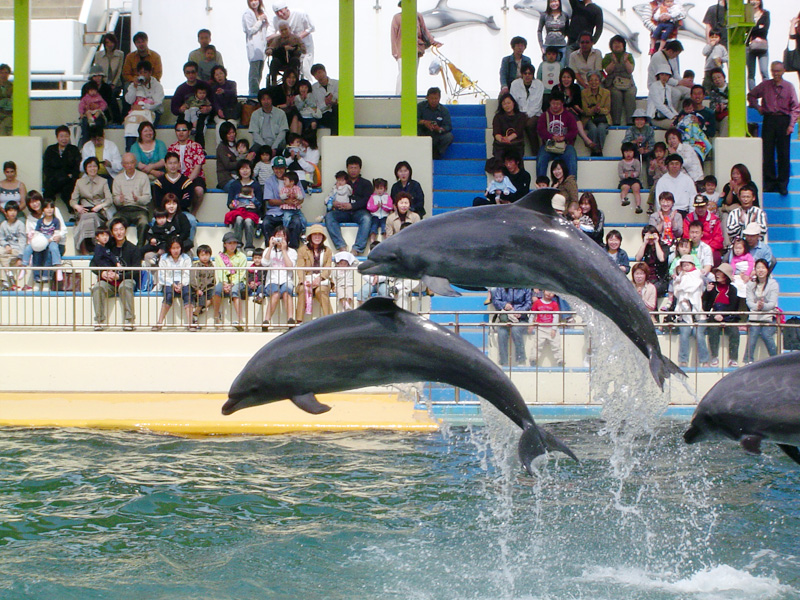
top-left (635, 224), bottom-right (670, 295)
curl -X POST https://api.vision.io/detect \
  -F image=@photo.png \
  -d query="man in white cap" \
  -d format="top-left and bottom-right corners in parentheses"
top-left (268, 2), bottom-right (315, 79)
top-left (740, 221), bottom-right (776, 270)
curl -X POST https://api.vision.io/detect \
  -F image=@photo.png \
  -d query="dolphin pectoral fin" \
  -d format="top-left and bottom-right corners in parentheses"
top-left (291, 393), bottom-right (332, 415)
top-left (538, 426), bottom-right (579, 462)
top-left (777, 444), bottom-right (800, 466)
top-left (740, 434), bottom-right (764, 455)
top-left (422, 275), bottom-right (461, 297)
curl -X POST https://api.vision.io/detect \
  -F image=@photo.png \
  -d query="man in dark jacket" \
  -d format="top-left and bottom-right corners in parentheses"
top-left (42, 125), bottom-right (81, 207)
top-left (324, 155), bottom-right (373, 255)
top-left (90, 217), bottom-right (142, 330)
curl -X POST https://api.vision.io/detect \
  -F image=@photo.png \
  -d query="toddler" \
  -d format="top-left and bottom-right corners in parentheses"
top-left (279, 171), bottom-right (306, 230)
top-left (728, 237), bottom-right (754, 299)
top-left (647, 142), bottom-right (668, 214)
top-left (294, 80), bottom-right (322, 131)
top-left (247, 247), bottom-right (268, 303)
top-left (529, 290), bottom-right (563, 367)
top-left (701, 30), bottom-right (728, 92)
top-left (197, 45), bottom-right (219, 81)
top-left (535, 175), bottom-right (551, 189)
top-left (537, 47), bottom-right (562, 102)
top-left (143, 209), bottom-right (175, 265)
top-left (485, 168), bottom-right (517, 204)
top-left (567, 200), bottom-right (595, 235)
top-left (236, 138), bottom-right (251, 159)
top-left (79, 81), bottom-right (108, 126)
top-left (332, 251), bottom-right (357, 312)
top-left (701, 175), bottom-right (720, 205)
top-left (618, 142), bottom-right (643, 213)
top-left (253, 146), bottom-right (274, 185)
top-left (191, 244), bottom-right (216, 321)
top-left (0, 200), bottom-right (25, 289)
top-left (184, 82), bottom-right (212, 134)
top-left (367, 178), bottom-right (394, 243)
top-left (326, 170), bottom-right (352, 213)
top-left (651, 0), bottom-right (684, 54)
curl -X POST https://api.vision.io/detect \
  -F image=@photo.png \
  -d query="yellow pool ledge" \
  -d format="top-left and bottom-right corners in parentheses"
top-left (0, 392), bottom-right (440, 436)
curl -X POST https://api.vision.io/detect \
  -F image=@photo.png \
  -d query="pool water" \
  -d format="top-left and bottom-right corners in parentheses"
top-left (1, 421), bottom-right (798, 600)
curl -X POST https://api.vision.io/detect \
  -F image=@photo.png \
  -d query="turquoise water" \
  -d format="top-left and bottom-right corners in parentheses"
top-left (1, 421), bottom-right (799, 600)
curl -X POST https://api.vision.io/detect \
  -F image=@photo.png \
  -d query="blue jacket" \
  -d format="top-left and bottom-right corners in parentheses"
top-left (492, 287), bottom-right (533, 312)
top-left (499, 54), bottom-right (533, 90)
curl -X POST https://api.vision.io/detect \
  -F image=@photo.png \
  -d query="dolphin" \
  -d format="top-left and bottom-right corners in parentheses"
top-left (358, 188), bottom-right (684, 389)
top-left (684, 353), bottom-right (800, 465)
top-left (222, 296), bottom-right (577, 474)
top-left (422, 0), bottom-right (500, 33)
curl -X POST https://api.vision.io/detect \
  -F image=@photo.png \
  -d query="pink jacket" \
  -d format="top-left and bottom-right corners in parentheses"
top-left (367, 193), bottom-right (394, 219)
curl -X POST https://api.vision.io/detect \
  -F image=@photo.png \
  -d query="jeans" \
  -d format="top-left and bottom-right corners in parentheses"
top-left (744, 323), bottom-right (778, 363)
top-left (213, 281), bottom-right (246, 299)
top-left (32, 241), bottom-right (62, 281)
top-left (585, 120), bottom-right (608, 152)
top-left (282, 210), bottom-right (307, 249)
top-left (358, 280), bottom-right (389, 301)
top-left (233, 216), bottom-right (257, 249)
top-left (653, 21), bottom-right (676, 42)
top-left (497, 323), bottom-right (526, 366)
top-left (80, 114), bottom-right (106, 148)
top-left (185, 212), bottom-right (197, 243)
top-left (746, 48), bottom-right (769, 91)
top-left (324, 209), bottom-right (372, 254)
top-left (370, 216), bottom-right (387, 235)
top-left (678, 322), bottom-right (709, 365)
top-left (536, 144), bottom-right (577, 179)
top-left (163, 284), bottom-right (191, 306)
top-left (248, 60), bottom-right (265, 96)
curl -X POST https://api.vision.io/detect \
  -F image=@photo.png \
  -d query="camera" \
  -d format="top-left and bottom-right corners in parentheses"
top-left (137, 75), bottom-right (145, 83)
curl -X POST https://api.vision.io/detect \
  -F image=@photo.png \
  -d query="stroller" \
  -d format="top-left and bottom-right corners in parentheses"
top-left (429, 48), bottom-right (489, 104)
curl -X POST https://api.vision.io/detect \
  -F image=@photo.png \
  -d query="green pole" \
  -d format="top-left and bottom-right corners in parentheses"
top-left (400, 0), bottom-right (418, 136)
top-left (727, 0), bottom-right (752, 138)
top-left (12, 0), bottom-right (30, 136)
top-left (339, 0), bottom-right (355, 136)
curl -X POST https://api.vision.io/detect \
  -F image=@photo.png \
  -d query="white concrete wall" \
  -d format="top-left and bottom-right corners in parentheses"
top-left (713, 136), bottom-right (762, 193)
top-left (0, 20), bottom-right (81, 79)
top-left (0, 136), bottom-right (42, 190)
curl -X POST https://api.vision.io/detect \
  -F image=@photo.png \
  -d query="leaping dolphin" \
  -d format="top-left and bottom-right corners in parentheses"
top-left (422, 0), bottom-right (500, 33)
top-left (358, 188), bottom-right (684, 389)
top-left (684, 353), bottom-right (800, 465)
top-left (222, 297), bottom-right (578, 475)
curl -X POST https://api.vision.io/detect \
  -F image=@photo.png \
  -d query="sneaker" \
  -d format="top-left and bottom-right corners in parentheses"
top-left (287, 318), bottom-right (297, 325)
top-left (621, 198), bottom-right (631, 207)
top-left (123, 323), bottom-right (135, 331)
top-left (233, 319), bottom-right (244, 332)
top-left (634, 206), bottom-right (643, 214)
top-left (261, 319), bottom-right (270, 332)
top-left (709, 358), bottom-right (719, 367)
top-left (728, 359), bottom-right (738, 367)
top-left (94, 324), bottom-right (105, 331)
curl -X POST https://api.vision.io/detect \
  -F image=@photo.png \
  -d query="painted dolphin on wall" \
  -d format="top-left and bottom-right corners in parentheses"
top-left (684, 353), bottom-right (800, 465)
top-left (631, 2), bottom-right (707, 44)
top-left (513, 0), bottom-right (641, 54)
top-left (422, 0), bottom-right (500, 33)
top-left (222, 297), bottom-right (577, 474)
top-left (358, 188), bottom-right (684, 389)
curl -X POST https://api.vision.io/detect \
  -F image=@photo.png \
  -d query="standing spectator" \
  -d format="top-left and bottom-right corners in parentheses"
top-left (743, 259), bottom-right (779, 364)
top-left (536, 91), bottom-right (578, 179)
top-left (188, 29), bottom-right (224, 68)
top-left (792, 13), bottom-right (800, 92)
top-left (647, 40), bottom-right (692, 107)
top-left (726, 183), bottom-right (767, 240)
top-left (122, 32), bottom-right (162, 85)
top-left (530, 289), bottom-right (564, 367)
top-left (112, 153), bottom-right (152, 245)
top-left (655, 154), bottom-right (695, 215)
top-left (500, 36), bottom-right (533, 94)
top-left (492, 93), bottom-right (528, 160)
top-left (702, 30), bottom-right (728, 92)
top-left (538, 0), bottom-right (569, 64)
top-left (0, 64), bottom-right (10, 136)
top-left (635, 224), bottom-right (670, 295)
top-left (566, 0), bottom-right (603, 58)
top-left (249, 88), bottom-right (289, 154)
top-left (42, 126), bottom-right (80, 207)
top-left (602, 35), bottom-right (636, 126)
top-left (568, 32), bottom-right (603, 88)
top-left (390, 160), bottom-right (426, 218)
top-left (578, 192), bottom-right (604, 245)
top-left (649, 191), bottom-right (683, 246)
top-left (242, 0), bottom-right (270, 95)
top-left (268, 1), bottom-right (316, 79)
top-left (390, 1), bottom-right (441, 95)
top-left (417, 87), bottom-right (453, 159)
top-left (81, 67), bottom-right (117, 129)
top-left (665, 128), bottom-right (703, 183)
top-left (93, 33), bottom-right (124, 122)
top-left (509, 64), bottom-right (543, 154)
top-left (385, 192), bottom-right (421, 237)
top-left (310, 64), bottom-right (339, 135)
top-left (745, 0), bottom-right (770, 91)
top-left (685, 195), bottom-right (723, 264)
top-left (704, 262), bottom-right (742, 367)
top-left (703, 0), bottom-right (728, 47)
top-left (90, 218), bottom-right (140, 331)
top-left (167, 121), bottom-right (207, 215)
top-left (77, 81), bottom-right (108, 148)
top-left (748, 61), bottom-right (799, 196)
top-left (130, 121), bottom-right (167, 182)
top-left (492, 287), bottom-right (532, 367)
top-left (70, 157), bottom-right (112, 254)
top-left (324, 155), bottom-right (373, 256)
top-left (581, 71), bottom-right (610, 156)
top-left (295, 224), bottom-right (333, 322)
top-left (80, 125), bottom-right (123, 185)
top-left (605, 229), bottom-right (630, 274)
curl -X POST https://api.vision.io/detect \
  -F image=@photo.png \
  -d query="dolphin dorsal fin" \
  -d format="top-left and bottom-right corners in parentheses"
top-left (359, 296), bottom-right (401, 314)
top-left (514, 188), bottom-right (559, 217)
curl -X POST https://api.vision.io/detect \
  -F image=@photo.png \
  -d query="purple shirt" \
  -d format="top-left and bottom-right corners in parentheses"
top-left (747, 78), bottom-right (800, 130)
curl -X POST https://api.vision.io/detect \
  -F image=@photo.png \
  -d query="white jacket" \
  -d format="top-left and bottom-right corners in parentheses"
top-left (509, 78), bottom-right (544, 118)
top-left (243, 9), bottom-right (269, 62)
top-left (646, 80), bottom-right (677, 120)
top-left (158, 253), bottom-right (192, 287)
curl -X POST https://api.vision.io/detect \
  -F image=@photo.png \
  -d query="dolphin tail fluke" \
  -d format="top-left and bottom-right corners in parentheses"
top-left (777, 444), bottom-right (800, 466)
top-left (629, 32), bottom-right (641, 54)
top-left (648, 345), bottom-right (686, 390)
top-left (291, 393), bottom-right (332, 415)
top-left (538, 426), bottom-right (579, 462)
top-left (517, 424), bottom-right (578, 475)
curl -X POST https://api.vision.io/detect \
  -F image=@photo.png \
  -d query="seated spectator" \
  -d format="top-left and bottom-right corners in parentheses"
top-left (29, 199), bottom-right (65, 284)
top-left (605, 229), bottom-right (630, 274)
top-left (196, 44), bottom-right (221, 82)
top-left (254, 146), bottom-right (274, 186)
top-left (550, 158), bottom-right (578, 206)
top-left (482, 165), bottom-right (517, 206)
top-left (152, 237), bottom-right (195, 331)
top-left (294, 79), bottom-right (322, 133)
top-left (17, 191), bottom-right (64, 288)
top-left (130, 121), bottom-right (167, 181)
top-left (167, 120), bottom-right (207, 215)
top-left (42, 126), bottom-right (81, 206)
top-left (70, 157), bottom-right (112, 254)
top-left (112, 153), bottom-right (152, 246)
top-left (160, 193), bottom-right (193, 250)
top-left (649, 191), bottom-right (683, 246)
top-left (701, 30), bottom-right (728, 92)
top-left (623, 109), bottom-right (655, 179)
top-left (283, 133), bottom-right (320, 191)
top-left (210, 66), bottom-right (240, 140)
top-left (580, 71), bottom-right (610, 156)
top-left (90, 217), bottom-right (141, 331)
top-left (0, 161), bottom-right (27, 221)
top-left (635, 224), bottom-right (670, 295)
top-left (673, 99), bottom-right (712, 163)
top-left (385, 192), bottom-right (420, 237)
top-left (492, 93), bottom-right (528, 160)
top-left (390, 160), bottom-right (426, 218)
top-left (631, 262), bottom-right (658, 316)
top-left (654, 153), bottom-right (695, 216)
top-left (650, 0), bottom-right (684, 54)
top-left (78, 80), bottom-right (108, 148)
top-left (92, 33), bottom-right (124, 123)
top-left (188, 28), bottom-right (224, 69)
top-left (261, 226), bottom-right (297, 330)
top-left (689, 84), bottom-right (716, 139)
top-left (687, 220), bottom-right (714, 280)
top-left (707, 68), bottom-right (729, 136)
top-left (703, 262), bottom-right (743, 367)
top-left (578, 192), bottom-right (604, 245)
top-left (568, 32), bottom-right (602, 88)
top-left (536, 175), bottom-right (552, 188)
top-left (726, 183), bottom-right (766, 241)
top-left (536, 91), bottom-right (578, 178)
top-left (602, 35), bottom-right (637, 125)
top-left (674, 255), bottom-right (710, 368)
top-left (310, 63), bottom-right (339, 135)
top-left (216, 122), bottom-right (244, 192)
top-left (664, 127), bottom-right (703, 182)
top-left (191, 244), bottom-right (215, 323)
top-left (367, 178), bottom-right (392, 244)
top-left (171, 62), bottom-right (214, 147)
top-left (700, 174), bottom-right (720, 205)
top-left (266, 21), bottom-right (305, 86)
top-left (323, 170), bottom-right (348, 217)
top-left (668, 235), bottom-right (702, 279)
top-left (295, 224), bottom-right (332, 323)
top-left (0, 200), bottom-right (24, 289)
top-left (720, 163), bottom-right (755, 246)
top-left (509, 64), bottom-right (543, 154)
top-left (212, 231), bottom-right (247, 330)
top-left (261, 156), bottom-right (292, 245)
top-left (268, 69), bottom-right (302, 135)
top-left (417, 87), bottom-right (453, 160)
top-left (226, 159), bottom-right (263, 255)
top-left (684, 194), bottom-right (723, 264)
top-left (743, 259), bottom-right (779, 364)
top-left (741, 221), bottom-right (776, 270)
top-left (647, 141), bottom-right (668, 212)
top-left (332, 250), bottom-right (357, 312)
top-left (122, 61), bottom-right (165, 151)
top-left (492, 287), bottom-right (532, 367)
top-left (567, 199), bottom-right (595, 235)
top-left (324, 155), bottom-right (373, 256)
top-left (618, 142), bottom-right (643, 213)
top-left (646, 40), bottom-right (692, 107)
top-left (500, 35), bottom-right (533, 94)
top-left (154, 152), bottom-right (197, 240)
top-left (249, 88), bottom-right (289, 155)
top-left (122, 32), bottom-right (163, 85)
top-left (501, 151), bottom-right (531, 202)
top-left (728, 236), bottom-right (754, 296)
top-left (81, 125), bottom-right (122, 185)
top-left (647, 67), bottom-right (679, 128)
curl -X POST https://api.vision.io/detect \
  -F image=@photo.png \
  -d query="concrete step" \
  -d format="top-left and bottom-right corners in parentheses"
top-left (764, 225), bottom-right (800, 242)
top-left (433, 159), bottom-right (485, 175)
top-left (433, 173), bottom-right (488, 191)
top-left (774, 276), bottom-right (800, 294)
top-left (763, 192), bottom-right (800, 209)
top-left (764, 207), bottom-right (800, 226)
top-left (771, 241), bottom-right (800, 259)
top-left (444, 143), bottom-right (487, 159)
top-left (774, 259), bottom-right (800, 275)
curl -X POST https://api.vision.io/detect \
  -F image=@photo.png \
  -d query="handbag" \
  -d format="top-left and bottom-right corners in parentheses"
top-left (748, 38), bottom-right (768, 53)
top-left (545, 139), bottom-right (566, 154)
top-left (240, 100), bottom-right (258, 127)
top-left (784, 44), bottom-right (800, 73)
top-left (612, 75), bottom-right (633, 91)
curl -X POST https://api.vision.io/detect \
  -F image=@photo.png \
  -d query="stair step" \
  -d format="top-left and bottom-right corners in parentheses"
top-left (450, 116), bottom-right (488, 129)
top-left (771, 242), bottom-right (800, 259)
top-left (444, 143), bottom-right (487, 159)
top-left (778, 296), bottom-right (800, 312)
top-left (775, 277), bottom-right (800, 294)
top-left (433, 173), bottom-right (487, 191)
top-left (765, 227), bottom-right (800, 242)
top-left (775, 260), bottom-right (800, 275)
top-left (433, 159), bottom-right (485, 174)
top-left (447, 104), bottom-right (487, 116)
top-left (765, 208), bottom-right (800, 226)
top-left (434, 191), bottom-right (483, 209)
top-left (763, 192), bottom-right (800, 209)
top-left (452, 128), bottom-right (487, 143)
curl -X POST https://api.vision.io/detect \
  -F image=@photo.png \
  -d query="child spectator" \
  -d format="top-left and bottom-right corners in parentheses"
top-left (247, 247), bottom-right (268, 304)
top-left (674, 255), bottom-right (709, 368)
top-left (261, 226), bottom-right (297, 330)
top-left (332, 250), bottom-right (357, 312)
top-left (367, 177), bottom-right (393, 244)
top-left (78, 81), bottom-right (108, 146)
top-left (183, 81), bottom-right (212, 140)
top-left (728, 237), bottom-right (754, 299)
top-left (212, 231), bottom-right (247, 330)
top-left (701, 30), bottom-right (728, 92)
top-left (325, 170), bottom-right (352, 214)
top-left (32, 199), bottom-right (64, 283)
top-left (651, 0), bottom-right (684, 54)
top-left (668, 237), bottom-right (701, 278)
top-left (294, 79), bottom-right (322, 132)
top-left (279, 170), bottom-right (307, 234)
top-left (700, 175), bottom-right (719, 205)
top-left (88, 225), bottom-right (118, 330)
top-left (0, 200), bottom-right (25, 289)
top-left (236, 138), bottom-right (251, 160)
top-left (253, 146), bottom-right (274, 186)
top-left (529, 289), bottom-right (563, 367)
top-left (484, 166), bottom-right (517, 205)
top-left (673, 99), bottom-right (711, 162)
top-left (197, 45), bottom-right (220, 81)
top-left (618, 142), bottom-right (643, 213)
top-left (535, 175), bottom-right (551, 188)
top-left (647, 142), bottom-right (668, 214)
top-left (623, 109), bottom-right (655, 183)
top-left (142, 208), bottom-right (173, 266)
top-left (191, 244), bottom-right (216, 323)
top-left (385, 192), bottom-right (420, 237)
top-left (567, 200), bottom-right (595, 236)
top-left (605, 229), bottom-right (630, 274)
top-left (152, 237), bottom-right (194, 331)
top-left (703, 262), bottom-right (742, 367)
top-left (537, 47), bottom-right (562, 104)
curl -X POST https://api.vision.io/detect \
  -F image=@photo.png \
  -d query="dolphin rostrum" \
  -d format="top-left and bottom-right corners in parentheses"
top-left (358, 188), bottom-right (684, 389)
top-left (422, 0), bottom-right (500, 33)
top-left (222, 297), bottom-right (577, 474)
top-left (684, 353), bottom-right (800, 465)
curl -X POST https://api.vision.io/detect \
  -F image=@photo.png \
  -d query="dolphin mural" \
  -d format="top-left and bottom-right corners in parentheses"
top-left (632, 2), bottom-right (707, 44)
top-left (684, 353), bottom-right (800, 465)
top-left (358, 188), bottom-right (685, 389)
top-left (222, 297), bottom-right (578, 475)
top-left (422, 0), bottom-right (500, 33)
